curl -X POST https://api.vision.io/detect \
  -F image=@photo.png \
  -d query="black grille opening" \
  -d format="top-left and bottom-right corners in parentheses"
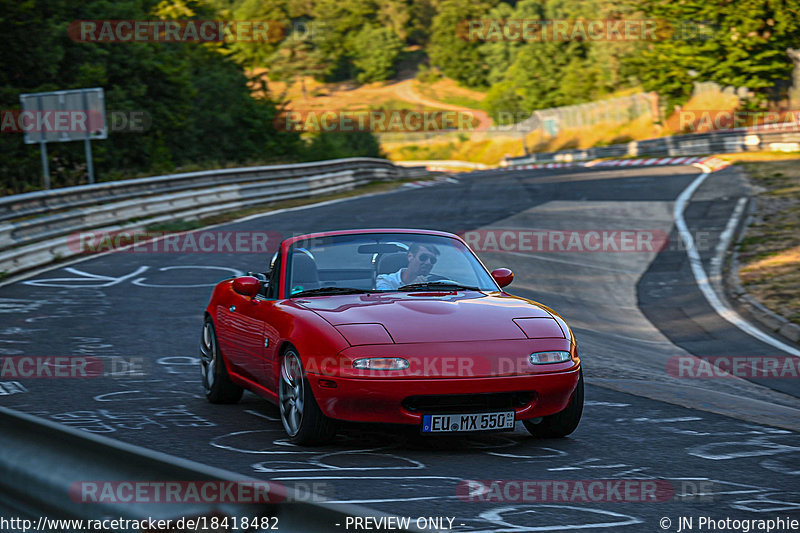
top-left (403, 391), bottom-right (535, 413)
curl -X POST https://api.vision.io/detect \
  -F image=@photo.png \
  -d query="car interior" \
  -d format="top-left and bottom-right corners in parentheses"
top-left (248, 240), bottom-right (478, 297)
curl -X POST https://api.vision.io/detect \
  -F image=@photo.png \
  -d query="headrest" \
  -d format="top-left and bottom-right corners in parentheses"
top-left (377, 252), bottom-right (408, 275)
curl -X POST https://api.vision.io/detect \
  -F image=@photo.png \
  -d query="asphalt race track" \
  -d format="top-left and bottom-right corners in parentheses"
top-left (2, 164), bottom-right (800, 532)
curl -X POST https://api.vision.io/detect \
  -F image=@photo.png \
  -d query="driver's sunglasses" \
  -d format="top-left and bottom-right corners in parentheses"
top-left (418, 253), bottom-right (437, 264)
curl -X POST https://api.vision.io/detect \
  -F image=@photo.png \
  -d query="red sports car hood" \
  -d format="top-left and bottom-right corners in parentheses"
top-left (294, 292), bottom-right (565, 343)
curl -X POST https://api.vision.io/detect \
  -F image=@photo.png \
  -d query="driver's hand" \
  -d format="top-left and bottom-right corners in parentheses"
top-left (411, 275), bottom-right (429, 284)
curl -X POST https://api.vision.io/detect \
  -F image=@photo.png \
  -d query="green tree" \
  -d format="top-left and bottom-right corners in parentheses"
top-left (429, 0), bottom-right (498, 88)
top-left (0, 0), bottom-right (302, 194)
top-left (351, 26), bottom-right (403, 83)
top-left (625, 0), bottom-right (800, 108)
top-left (311, 0), bottom-right (381, 80)
top-left (225, 0), bottom-right (289, 67)
top-left (303, 131), bottom-right (383, 160)
top-left (407, 0), bottom-right (436, 45)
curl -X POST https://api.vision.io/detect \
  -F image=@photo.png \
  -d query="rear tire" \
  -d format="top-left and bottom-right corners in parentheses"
top-left (200, 317), bottom-right (244, 404)
top-left (279, 348), bottom-right (337, 445)
top-left (523, 369), bottom-right (583, 438)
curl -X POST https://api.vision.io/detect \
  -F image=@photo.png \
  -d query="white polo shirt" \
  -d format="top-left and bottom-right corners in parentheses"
top-left (375, 269), bottom-right (405, 290)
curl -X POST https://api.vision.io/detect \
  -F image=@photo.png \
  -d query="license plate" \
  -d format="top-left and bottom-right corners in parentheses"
top-left (421, 411), bottom-right (515, 433)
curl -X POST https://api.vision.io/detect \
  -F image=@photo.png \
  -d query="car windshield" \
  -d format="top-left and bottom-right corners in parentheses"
top-left (285, 233), bottom-right (498, 296)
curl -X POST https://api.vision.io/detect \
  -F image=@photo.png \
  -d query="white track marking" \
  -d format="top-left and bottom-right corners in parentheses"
top-left (709, 197), bottom-right (747, 281)
top-left (547, 458), bottom-right (629, 472)
top-left (23, 266), bottom-right (149, 288)
top-left (731, 495), bottom-right (800, 513)
top-left (759, 457), bottom-right (800, 475)
top-left (210, 430), bottom-right (293, 454)
top-left (274, 475), bottom-right (461, 481)
top-left (0, 381), bottom-right (28, 395)
top-left (477, 505), bottom-right (642, 531)
top-left (245, 409), bottom-right (280, 421)
top-left (252, 450), bottom-right (426, 473)
top-left (627, 417), bottom-right (703, 423)
top-left (678, 165), bottom-right (800, 356)
top-left (326, 495), bottom-right (451, 504)
top-left (93, 390), bottom-right (200, 402)
top-left (667, 477), bottom-right (771, 496)
top-left (687, 437), bottom-right (800, 460)
top-left (131, 265), bottom-right (243, 287)
top-left (486, 448), bottom-right (567, 460)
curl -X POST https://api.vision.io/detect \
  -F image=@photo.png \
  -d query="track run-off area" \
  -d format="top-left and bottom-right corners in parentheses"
top-left (1, 163), bottom-right (799, 532)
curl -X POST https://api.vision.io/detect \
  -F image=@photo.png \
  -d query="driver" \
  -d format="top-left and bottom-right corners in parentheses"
top-left (376, 243), bottom-right (440, 290)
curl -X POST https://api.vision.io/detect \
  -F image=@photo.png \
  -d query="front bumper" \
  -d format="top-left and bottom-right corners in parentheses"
top-left (307, 367), bottom-right (581, 425)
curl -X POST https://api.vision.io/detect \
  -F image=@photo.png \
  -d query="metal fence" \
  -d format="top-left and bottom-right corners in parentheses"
top-left (504, 121), bottom-right (800, 166)
top-left (515, 93), bottom-right (659, 136)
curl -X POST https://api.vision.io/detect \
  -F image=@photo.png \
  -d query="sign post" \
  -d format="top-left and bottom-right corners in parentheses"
top-left (20, 88), bottom-right (107, 189)
top-left (39, 141), bottom-right (50, 190)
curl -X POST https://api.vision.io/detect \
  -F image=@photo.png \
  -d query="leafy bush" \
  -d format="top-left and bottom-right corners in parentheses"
top-left (349, 26), bottom-right (404, 83)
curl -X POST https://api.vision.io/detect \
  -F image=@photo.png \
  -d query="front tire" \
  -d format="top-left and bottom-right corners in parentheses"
top-left (279, 348), bottom-right (337, 445)
top-left (523, 369), bottom-right (583, 438)
top-left (200, 317), bottom-right (244, 404)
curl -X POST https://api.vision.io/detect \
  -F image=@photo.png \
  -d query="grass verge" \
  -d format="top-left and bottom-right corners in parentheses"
top-left (383, 135), bottom-right (525, 165)
top-left (735, 156), bottom-right (800, 326)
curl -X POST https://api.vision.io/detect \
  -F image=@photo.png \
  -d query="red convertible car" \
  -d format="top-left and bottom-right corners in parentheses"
top-left (201, 229), bottom-right (582, 444)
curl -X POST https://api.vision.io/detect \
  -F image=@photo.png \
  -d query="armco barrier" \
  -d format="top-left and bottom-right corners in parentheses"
top-left (504, 122), bottom-right (800, 166)
top-left (0, 406), bottom-right (422, 532)
top-left (0, 158), bottom-right (428, 278)
top-left (0, 158), bottom-right (402, 222)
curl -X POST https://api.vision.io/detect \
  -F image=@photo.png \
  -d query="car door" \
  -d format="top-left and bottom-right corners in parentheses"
top-left (217, 251), bottom-right (284, 390)
top-left (215, 286), bottom-right (265, 384)
top-left (257, 252), bottom-right (284, 391)
top-left (222, 301), bottom-right (267, 383)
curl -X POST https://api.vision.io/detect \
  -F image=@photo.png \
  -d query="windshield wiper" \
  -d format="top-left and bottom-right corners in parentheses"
top-left (397, 281), bottom-right (482, 292)
top-left (291, 287), bottom-right (378, 297)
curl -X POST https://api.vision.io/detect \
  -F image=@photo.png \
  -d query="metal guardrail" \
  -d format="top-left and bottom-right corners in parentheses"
top-left (0, 158), bottom-right (428, 278)
top-left (0, 158), bottom-right (402, 222)
top-left (504, 122), bottom-right (800, 166)
top-left (0, 406), bottom-right (422, 532)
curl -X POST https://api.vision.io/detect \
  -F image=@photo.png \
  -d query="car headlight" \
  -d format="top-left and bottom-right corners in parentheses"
top-left (352, 357), bottom-right (409, 370)
top-left (529, 351), bottom-right (571, 364)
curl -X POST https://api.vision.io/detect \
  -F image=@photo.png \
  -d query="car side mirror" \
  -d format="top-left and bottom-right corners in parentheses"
top-left (491, 268), bottom-right (514, 288)
top-left (232, 276), bottom-right (260, 298)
